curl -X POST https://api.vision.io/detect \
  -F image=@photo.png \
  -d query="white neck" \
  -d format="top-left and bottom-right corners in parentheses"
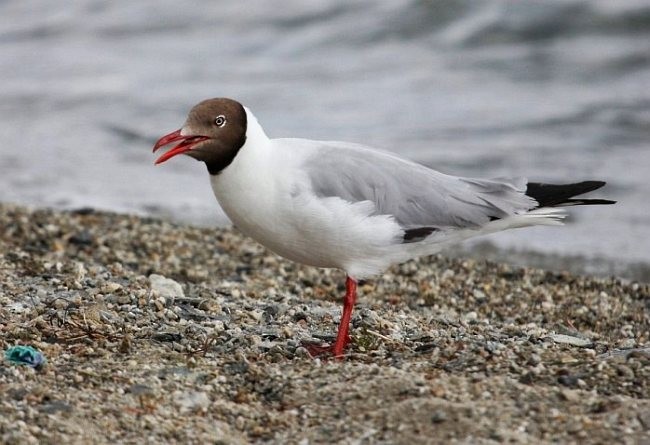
top-left (243, 107), bottom-right (269, 147)
top-left (212, 107), bottom-right (271, 185)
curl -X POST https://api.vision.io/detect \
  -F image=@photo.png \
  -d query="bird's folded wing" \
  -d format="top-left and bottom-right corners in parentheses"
top-left (301, 141), bottom-right (537, 230)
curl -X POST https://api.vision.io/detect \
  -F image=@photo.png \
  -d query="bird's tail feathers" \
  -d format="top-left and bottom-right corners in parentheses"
top-left (486, 207), bottom-right (566, 231)
top-left (519, 207), bottom-right (566, 225)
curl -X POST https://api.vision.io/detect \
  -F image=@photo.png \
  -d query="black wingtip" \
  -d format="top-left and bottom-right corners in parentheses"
top-left (559, 198), bottom-right (617, 206)
top-left (526, 180), bottom-right (615, 208)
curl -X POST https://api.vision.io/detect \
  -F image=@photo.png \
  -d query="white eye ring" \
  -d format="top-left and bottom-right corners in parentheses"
top-left (215, 115), bottom-right (227, 127)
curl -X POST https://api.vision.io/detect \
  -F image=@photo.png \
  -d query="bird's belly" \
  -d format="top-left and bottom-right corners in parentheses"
top-left (216, 192), bottom-right (402, 274)
top-left (220, 200), bottom-right (342, 268)
top-left (211, 184), bottom-right (340, 269)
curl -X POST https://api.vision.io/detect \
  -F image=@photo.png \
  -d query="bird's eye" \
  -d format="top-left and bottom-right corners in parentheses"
top-left (214, 115), bottom-right (226, 127)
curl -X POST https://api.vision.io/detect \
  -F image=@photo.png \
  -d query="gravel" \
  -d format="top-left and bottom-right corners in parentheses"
top-left (1, 203), bottom-right (648, 444)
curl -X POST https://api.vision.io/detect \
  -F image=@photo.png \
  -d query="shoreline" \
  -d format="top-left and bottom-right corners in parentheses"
top-left (447, 241), bottom-right (650, 284)
top-left (1, 203), bottom-right (648, 443)
top-left (21, 200), bottom-right (649, 283)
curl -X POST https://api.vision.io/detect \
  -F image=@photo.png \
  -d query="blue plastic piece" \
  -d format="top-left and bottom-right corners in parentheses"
top-left (4, 345), bottom-right (46, 368)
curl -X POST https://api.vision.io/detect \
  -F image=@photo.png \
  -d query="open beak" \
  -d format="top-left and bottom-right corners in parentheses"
top-left (152, 129), bottom-right (209, 165)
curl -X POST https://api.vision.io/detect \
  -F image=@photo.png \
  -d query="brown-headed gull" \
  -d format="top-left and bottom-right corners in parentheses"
top-left (153, 98), bottom-right (615, 359)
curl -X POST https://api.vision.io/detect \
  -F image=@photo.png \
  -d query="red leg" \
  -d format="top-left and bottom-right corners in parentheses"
top-left (302, 276), bottom-right (357, 360)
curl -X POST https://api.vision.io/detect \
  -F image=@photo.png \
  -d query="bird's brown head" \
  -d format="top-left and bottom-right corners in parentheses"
top-left (153, 98), bottom-right (247, 175)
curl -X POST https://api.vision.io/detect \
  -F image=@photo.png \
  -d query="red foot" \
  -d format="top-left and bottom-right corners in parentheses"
top-left (301, 337), bottom-right (351, 360)
top-left (301, 276), bottom-right (357, 361)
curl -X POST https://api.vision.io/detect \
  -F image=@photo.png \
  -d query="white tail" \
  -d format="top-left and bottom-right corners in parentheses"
top-left (468, 207), bottom-right (566, 234)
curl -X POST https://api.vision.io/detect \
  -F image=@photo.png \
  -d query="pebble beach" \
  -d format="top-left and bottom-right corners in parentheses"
top-left (1, 203), bottom-right (648, 444)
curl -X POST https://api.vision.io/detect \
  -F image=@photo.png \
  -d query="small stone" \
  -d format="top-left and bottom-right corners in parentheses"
top-left (528, 354), bottom-right (542, 366)
top-left (152, 332), bottom-right (182, 343)
top-left (69, 230), bottom-right (94, 246)
top-left (431, 410), bottom-right (447, 423)
top-left (282, 326), bottom-right (294, 338)
top-left (617, 338), bottom-right (636, 349)
top-left (472, 289), bottom-right (486, 301)
top-left (463, 311), bottom-right (478, 322)
top-left (101, 282), bottom-right (122, 294)
top-left (558, 374), bottom-right (580, 387)
top-left (149, 274), bottom-right (184, 300)
top-left (39, 400), bottom-right (72, 414)
top-left (154, 299), bottom-right (165, 311)
top-left (549, 334), bottom-right (592, 347)
top-left (638, 411), bottom-right (650, 430)
top-left (430, 385), bottom-right (446, 398)
top-left (541, 301), bottom-right (554, 311)
top-left (119, 335), bottom-right (132, 353)
top-left (53, 299), bottom-right (69, 309)
top-left (129, 384), bottom-right (154, 397)
top-left (73, 262), bottom-right (87, 281)
top-left (173, 391), bottom-right (210, 413)
top-left (615, 365), bottom-right (635, 379)
top-left (249, 310), bottom-right (263, 322)
top-left (560, 389), bottom-right (580, 402)
top-left (8, 301), bottom-right (28, 313)
top-left (116, 294), bottom-right (131, 305)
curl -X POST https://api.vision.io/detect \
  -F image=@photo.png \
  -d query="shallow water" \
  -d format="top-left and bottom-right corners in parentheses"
top-left (1, 0), bottom-right (649, 277)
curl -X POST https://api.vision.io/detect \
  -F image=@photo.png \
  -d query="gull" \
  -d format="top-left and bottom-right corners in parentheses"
top-left (153, 98), bottom-right (615, 358)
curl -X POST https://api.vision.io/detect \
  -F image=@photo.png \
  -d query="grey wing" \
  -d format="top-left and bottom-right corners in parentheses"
top-left (302, 141), bottom-right (536, 236)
